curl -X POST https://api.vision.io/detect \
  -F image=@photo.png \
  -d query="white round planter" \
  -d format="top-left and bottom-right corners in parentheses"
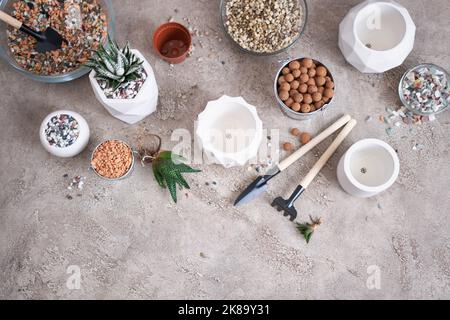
top-left (337, 139), bottom-right (400, 198)
top-left (39, 110), bottom-right (90, 158)
top-left (89, 49), bottom-right (158, 124)
top-left (196, 95), bottom-right (263, 168)
top-left (338, 0), bottom-right (416, 73)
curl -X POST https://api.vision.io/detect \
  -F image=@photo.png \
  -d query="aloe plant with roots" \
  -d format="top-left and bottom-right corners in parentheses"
top-left (86, 36), bottom-right (144, 91)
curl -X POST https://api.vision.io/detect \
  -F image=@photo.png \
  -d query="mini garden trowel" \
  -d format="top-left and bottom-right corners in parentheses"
top-left (0, 10), bottom-right (66, 53)
top-left (234, 114), bottom-right (352, 207)
top-left (272, 119), bottom-right (357, 221)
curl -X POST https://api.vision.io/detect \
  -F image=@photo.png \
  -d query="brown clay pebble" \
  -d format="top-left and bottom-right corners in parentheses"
top-left (279, 90), bottom-right (289, 101)
top-left (278, 76), bottom-right (286, 85)
top-left (285, 74), bottom-right (294, 82)
top-left (292, 69), bottom-right (301, 78)
top-left (307, 78), bottom-right (316, 86)
top-left (314, 101), bottom-right (325, 109)
top-left (325, 80), bottom-right (335, 89)
top-left (301, 104), bottom-right (311, 113)
top-left (299, 74), bottom-right (309, 83)
top-left (322, 96), bottom-right (330, 103)
top-left (285, 98), bottom-right (294, 107)
top-left (308, 68), bottom-right (316, 78)
top-left (318, 86), bottom-right (325, 94)
top-left (289, 60), bottom-right (300, 70)
top-left (283, 142), bottom-right (294, 151)
top-left (324, 88), bottom-right (334, 98)
top-left (289, 89), bottom-right (299, 96)
top-left (291, 128), bottom-right (301, 136)
top-left (310, 106), bottom-right (316, 112)
top-left (299, 83), bottom-right (308, 93)
top-left (300, 132), bottom-right (312, 144)
top-left (293, 93), bottom-right (303, 103)
top-left (301, 58), bottom-right (313, 68)
top-left (303, 94), bottom-right (313, 104)
top-left (282, 67), bottom-right (290, 75)
top-left (290, 80), bottom-right (300, 90)
top-left (325, 76), bottom-right (331, 82)
top-left (291, 102), bottom-right (301, 112)
top-left (312, 92), bottom-right (322, 102)
top-left (316, 66), bottom-right (327, 77)
top-left (315, 76), bottom-right (326, 86)
top-left (300, 66), bottom-right (308, 74)
top-left (280, 82), bottom-right (290, 91)
top-left (308, 85), bottom-right (318, 94)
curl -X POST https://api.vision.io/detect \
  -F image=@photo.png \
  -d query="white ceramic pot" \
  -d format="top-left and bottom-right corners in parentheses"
top-left (338, 0), bottom-right (416, 73)
top-left (196, 95), bottom-right (263, 168)
top-left (89, 49), bottom-right (158, 124)
top-left (337, 139), bottom-right (400, 198)
top-left (39, 110), bottom-right (90, 158)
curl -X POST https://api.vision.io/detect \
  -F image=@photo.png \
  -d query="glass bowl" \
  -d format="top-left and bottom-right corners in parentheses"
top-left (220, 0), bottom-right (308, 56)
top-left (0, 0), bottom-right (115, 83)
top-left (398, 63), bottom-right (450, 116)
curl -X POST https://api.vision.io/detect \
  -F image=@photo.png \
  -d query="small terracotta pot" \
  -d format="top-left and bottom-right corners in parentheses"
top-left (153, 22), bottom-right (191, 64)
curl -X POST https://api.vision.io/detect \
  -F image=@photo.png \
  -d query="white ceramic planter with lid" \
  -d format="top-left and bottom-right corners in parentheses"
top-left (337, 139), bottom-right (400, 198)
top-left (39, 110), bottom-right (90, 158)
top-left (338, 0), bottom-right (416, 73)
top-left (89, 49), bottom-right (158, 124)
top-left (196, 95), bottom-right (263, 168)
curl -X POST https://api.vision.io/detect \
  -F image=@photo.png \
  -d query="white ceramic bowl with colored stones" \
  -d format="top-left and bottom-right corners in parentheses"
top-left (196, 95), bottom-right (263, 168)
top-left (39, 110), bottom-right (90, 158)
top-left (337, 139), bottom-right (400, 197)
top-left (338, 0), bottom-right (416, 73)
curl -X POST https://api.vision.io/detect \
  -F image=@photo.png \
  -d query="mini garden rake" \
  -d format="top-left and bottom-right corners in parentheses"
top-left (272, 119), bottom-right (357, 221)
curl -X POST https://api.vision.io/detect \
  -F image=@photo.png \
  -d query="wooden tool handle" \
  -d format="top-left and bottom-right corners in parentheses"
top-left (278, 114), bottom-right (351, 171)
top-left (0, 10), bottom-right (22, 29)
top-left (300, 119), bottom-right (357, 188)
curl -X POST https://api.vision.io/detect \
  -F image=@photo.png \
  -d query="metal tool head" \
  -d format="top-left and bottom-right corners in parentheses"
top-left (234, 176), bottom-right (268, 207)
top-left (35, 27), bottom-right (66, 53)
top-left (271, 196), bottom-right (298, 221)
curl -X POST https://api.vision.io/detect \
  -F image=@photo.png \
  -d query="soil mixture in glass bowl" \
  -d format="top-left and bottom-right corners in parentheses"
top-left (7, 0), bottom-right (107, 75)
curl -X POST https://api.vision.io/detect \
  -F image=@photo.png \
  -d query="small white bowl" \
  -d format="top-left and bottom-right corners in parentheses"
top-left (196, 95), bottom-right (263, 168)
top-left (337, 139), bottom-right (400, 197)
top-left (39, 110), bottom-right (90, 158)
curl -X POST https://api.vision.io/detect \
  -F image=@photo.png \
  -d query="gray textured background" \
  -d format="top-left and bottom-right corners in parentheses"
top-left (0, 0), bottom-right (449, 299)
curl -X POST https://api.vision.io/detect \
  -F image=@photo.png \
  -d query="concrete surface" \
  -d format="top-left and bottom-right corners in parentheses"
top-left (0, 0), bottom-right (449, 300)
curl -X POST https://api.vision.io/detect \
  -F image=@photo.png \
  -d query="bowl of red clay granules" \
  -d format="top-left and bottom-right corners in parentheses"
top-left (91, 139), bottom-right (134, 180)
top-left (0, 0), bottom-right (114, 83)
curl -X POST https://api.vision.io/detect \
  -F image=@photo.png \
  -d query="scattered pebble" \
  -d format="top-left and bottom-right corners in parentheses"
top-left (67, 176), bottom-right (86, 190)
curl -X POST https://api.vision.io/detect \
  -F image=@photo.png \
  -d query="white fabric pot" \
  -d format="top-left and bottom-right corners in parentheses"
top-left (338, 0), bottom-right (416, 73)
top-left (196, 95), bottom-right (263, 168)
top-left (89, 49), bottom-right (158, 124)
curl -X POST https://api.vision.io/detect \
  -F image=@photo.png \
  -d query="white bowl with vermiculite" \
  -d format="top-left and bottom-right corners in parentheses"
top-left (39, 110), bottom-right (90, 158)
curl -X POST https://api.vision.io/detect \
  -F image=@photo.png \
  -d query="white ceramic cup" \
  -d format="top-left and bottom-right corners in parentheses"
top-left (39, 110), bottom-right (90, 158)
top-left (337, 139), bottom-right (399, 197)
top-left (196, 95), bottom-right (263, 168)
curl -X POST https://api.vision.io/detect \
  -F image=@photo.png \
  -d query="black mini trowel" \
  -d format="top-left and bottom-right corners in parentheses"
top-left (0, 10), bottom-right (66, 53)
top-left (234, 115), bottom-right (352, 207)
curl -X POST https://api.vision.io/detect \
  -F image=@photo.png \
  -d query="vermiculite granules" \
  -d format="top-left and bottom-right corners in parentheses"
top-left (225, 0), bottom-right (304, 53)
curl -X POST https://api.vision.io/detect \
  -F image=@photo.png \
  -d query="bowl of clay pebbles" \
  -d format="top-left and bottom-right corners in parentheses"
top-left (399, 63), bottom-right (450, 116)
top-left (274, 57), bottom-right (335, 120)
top-left (220, 0), bottom-right (307, 55)
top-left (0, 0), bottom-right (114, 83)
top-left (91, 139), bottom-right (134, 180)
